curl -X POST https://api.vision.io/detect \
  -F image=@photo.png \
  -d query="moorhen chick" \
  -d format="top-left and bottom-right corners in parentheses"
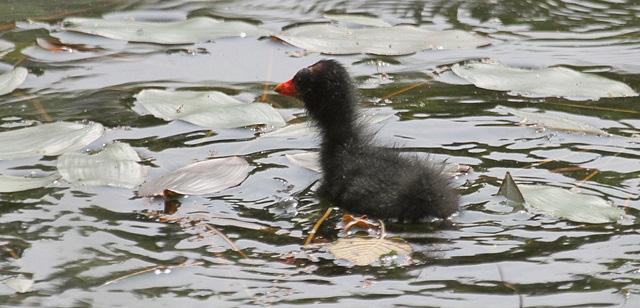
top-left (275, 60), bottom-right (458, 222)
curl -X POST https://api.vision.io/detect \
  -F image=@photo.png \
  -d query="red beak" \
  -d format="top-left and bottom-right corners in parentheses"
top-left (274, 79), bottom-right (297, 97)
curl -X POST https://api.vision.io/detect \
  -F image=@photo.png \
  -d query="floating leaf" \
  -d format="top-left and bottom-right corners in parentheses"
top-left (134, 89), bottom-right (286, 129)
top-left (327, 237), bottom-right (412, 266)
top-left (261, 122), bottom-right (309, 138)
top-left (138, 156), bottom-right (251, 196)
top-left (494, 106), bottom-right (608, 136)
top-left (36, 37), bottom-right (102, 52)
top-left (0, 39), bottom-right (13, 56)
top-left (323, 13), bottom-right (391, 27)
top-left (51, 30), bottom-right (129, 51)
top-left (496, 171), bottom-right (525, 204)
top-left (22, 37), bottom-right (110, 62)
top-left (4, 277), bottom-right (34, 293)
top-left (274, 24), bottom-right (490, 55)
top-left (519, 185), bottom-right (624, 224)
top-left (0, 67), bottom-right (28, 96)
top-left (451, 60), bottom-right (638, 100)
top-left (0, 173), bottom-right (60, 193)
top-left (497, 173), bottom-right (624, 224)
top-left (0, 121), bottom-right (104, 160)
top-left (57, 143), bottom-right (146, 189)
top-left (63, 17), bottom-right (268, 44)
top-left (286, 152), bottom-right (321, 172)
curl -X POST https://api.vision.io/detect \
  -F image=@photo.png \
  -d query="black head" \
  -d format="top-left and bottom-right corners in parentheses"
top-left (275, 60), bottom-right (357, 127)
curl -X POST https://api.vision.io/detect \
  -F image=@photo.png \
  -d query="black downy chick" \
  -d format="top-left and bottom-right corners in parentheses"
top-left (275, 60), bottom-right (458, 222)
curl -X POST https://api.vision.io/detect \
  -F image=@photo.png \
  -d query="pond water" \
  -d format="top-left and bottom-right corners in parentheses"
top-left (1, 0), bottom-right (639, 307)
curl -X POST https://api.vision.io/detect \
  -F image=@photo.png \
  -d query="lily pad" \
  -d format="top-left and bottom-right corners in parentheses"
top-left (0, 39), bottom-right (14, 56)
top-left (261, 122), bottom-right (310, 138)
top-left (274, 24), bottom-right (490, 55)
top-left (323, 13), bottom-right (391, 27)
top-left (63, 17), bottom-right (269, 44)
top-left (0, 67), bottom-right (28, 96)
top-left (22, 38), bottom-right (112, 62)
top-left (51, 30), bottom-right (129, 51)
top-left (519, 185), bottom-right (624, 224)
top-left (4, 277), bottom-right (34, 293)
top-left (327, 237), bottom-right (412, 266)
top-left (134, 89), bottom-right (286, 129)
top-left (138, 156), bottom-right (251, 196)
top-left (451, 60), bottom-right (638, 100)
top-left (57, 142), bottom-right (146, 189)
top-left (497, 172), bottom-right (624, 224)
top-left (494, 106), bottom-right (608, 136)
top-left (0, 121), bottom-right (104, 160)
top-left (286, 152), bottom-right (321, 172)
top-left (0, 173), bottom-right (60, 193)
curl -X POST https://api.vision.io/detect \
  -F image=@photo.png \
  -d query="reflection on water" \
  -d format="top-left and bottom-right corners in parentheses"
top-left (0, 0), bottom-right (639, 307)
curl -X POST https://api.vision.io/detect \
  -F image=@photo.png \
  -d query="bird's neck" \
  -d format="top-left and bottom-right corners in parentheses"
top-left (317, 111), bottom-right (362, 157)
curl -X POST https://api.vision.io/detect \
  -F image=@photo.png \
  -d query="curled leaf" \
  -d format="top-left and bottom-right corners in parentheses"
top-left (22, 37), bottom-right (110, 62)
top-left (497, 171), bottom-right (525, 204)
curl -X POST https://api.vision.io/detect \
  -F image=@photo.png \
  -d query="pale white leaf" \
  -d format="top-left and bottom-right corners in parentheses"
top-left (0, 121), bottom-right (104, 160)
top-left (275, 24), bottom-right (490, 55)
top-left (452, 60), bottom-right (638, 100)
top-left (286, 152), bottom-right (321, 172)
top-left (22, 43), bottom-right (111, 62)
top-left (138, 156), bottom-right (251, 196)
top-left (4, 277), bottom-right (34, 293)
top-left (520, 185), bottom-right (624, 224)
top-left (0, 39), bottom-right (14, 56)
top-left (63, 17), bottom-right (268, 44)
top-left (0, 67), bottom-right (28, 96)
top-left (57, 142), bottom-right (146, 189)
top-left (262, 122), bottom-right (310, 138)
top-left (0, 173), bottom-right (60, 193)
top-left (494, 106), bottom-right (608, 135)
top-left (134, 89), bottom-right (286, 129)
